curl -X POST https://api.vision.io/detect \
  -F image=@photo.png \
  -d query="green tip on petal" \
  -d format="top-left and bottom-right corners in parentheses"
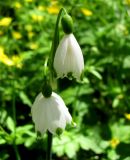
top-left (80, 70), bottom-right (84, 80)
top-left (42, 83), bottom-right (52, 98)
top-left (56, 127), bottom-right (63, 136)
top-left (61, 14), bottom-right (73, 34)
top-left (67, 72), bottom-right (73, 80)
top-left (71, 121), bottom-right (77, 127)
top-left (36, 131), bottom-right (42, 139)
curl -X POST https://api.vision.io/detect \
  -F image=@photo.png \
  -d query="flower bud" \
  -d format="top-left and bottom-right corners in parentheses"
top-left (42, 83), bottom-right (52, 98)
top-left (61, 14), bottom-right (73, 34)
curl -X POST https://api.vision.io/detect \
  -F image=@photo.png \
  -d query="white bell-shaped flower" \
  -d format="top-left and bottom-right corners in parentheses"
top-left (31, 92), bottom-right (72, 135)
top-left (53, 33), bottom-right (84, 80)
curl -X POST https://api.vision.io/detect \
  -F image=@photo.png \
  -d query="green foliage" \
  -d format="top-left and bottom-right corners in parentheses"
top-left (0, 0), bottom-right (130, 159)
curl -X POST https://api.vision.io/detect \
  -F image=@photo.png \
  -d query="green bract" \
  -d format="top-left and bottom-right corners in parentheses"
top-left (61, 14), bottom-right (73, 34)
top-left (42, 83), bottom-right (52, 98)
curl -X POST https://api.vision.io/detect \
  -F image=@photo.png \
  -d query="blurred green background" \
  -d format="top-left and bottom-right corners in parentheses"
top-left (0, 0), bottom-right (130, 159)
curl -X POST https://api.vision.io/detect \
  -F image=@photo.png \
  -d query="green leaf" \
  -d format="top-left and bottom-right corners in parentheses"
top-left (19, 91), bottom-right (32, 107)
top-left (107, 149), bottom-right (120, 160)
top-left (112, 97), bottom-right (119, 108)
top-left (110, 122), bottom-right (130, 142)
top-left (77, 135), bottom-right (90, 150)
top-left (86, 65), bottom-right (102, 79)
top-left (53, 132), bottom-right (79, 158)
top-left (0, 135), bottom-right (6, 144)
top-left (123, 56), bottom-right (130, 68)
top-left (0, 151), bottom-right (9, 160)
top-left (90, 70), bottom-right (102, 80)
top-left (124, 157), bottom-right (130, 160)
top-left (15, 125), bottom-right (34, 145)
top-left (24, 137), bottom-right (35, 147)
top-left (64, 141), bottom-right (79, 158)
top-left (6, 117), bottom-right (15, 132)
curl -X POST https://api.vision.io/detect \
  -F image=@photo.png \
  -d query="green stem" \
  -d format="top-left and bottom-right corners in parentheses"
top-left (46, 131), bottom-right (53, 160)
top-left (13, 144), bottom-right (21, 160)
top-left (46, 7), bottom-right (67, 160)
top-left (49, 7), bottom-right (66, 78)
top-left (12, 68), bottom-right (21, 160)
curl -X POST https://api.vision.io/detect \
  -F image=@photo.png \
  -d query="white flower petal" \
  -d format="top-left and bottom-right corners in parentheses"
top-left (68, 34), bottom-right (84, 79)
top-left (31, 93), bottom-right (48, 134)
top-left (53, 35), bottom-right (68, 77)
top-left (46, 93), bottom-right (71, 133)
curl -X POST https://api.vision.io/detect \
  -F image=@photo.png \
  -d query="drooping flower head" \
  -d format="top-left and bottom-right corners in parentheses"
top-left (31, 91), bottom-right (72, 135)
top-left (53, 33), bottom-right (84, 80)
top-left (53, 13), bottom-right (84, 80)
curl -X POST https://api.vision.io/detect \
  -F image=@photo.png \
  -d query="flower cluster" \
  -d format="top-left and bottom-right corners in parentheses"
top-left (31, 10), bottom-right (84, 136)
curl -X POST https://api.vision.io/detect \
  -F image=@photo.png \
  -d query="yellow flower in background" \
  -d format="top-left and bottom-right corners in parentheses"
top-left (29, 43), bottom-right (38, 50)
top-left (0, 46), bottom-right (13, 66)
top-left (0, 46), bottom-right (4, 54)
top-left (81, 8), bottom-right (93, 16)
top-left (50, 0), bottom-right (58, 5)
top-left (125, 0), bottom-right (130, 5)
top-left (0, 46), bottom-right (22, 68)
top-left (37, 5), bottom-right (46, 11)
top-left (12, 55), bottom-right (22, 68)
top-left (31, 14), bottom-right (44, 22)
top-left (37, 3), bottom-right (59, 14)
top-left (25, 24), bottom-right (33, 31)
top-left (28, 31), bottom-right (35, 39)
top-left (125, 113), bottom-right (130, 120)
top-left (0, 31), bottom-right (3, 35)
top-left (25, 0), bottom-right (33, 2)
top-left (116, 24), bottom-right (129, 36)
top-left (124, 28), bottom-right (129, 35)
top-left (12, 31), bottom-right (22, 39)
top-left (0, 17), bottom-right (12, 27)
top-left (110, 138), bottom-right (120, 148)
top-left (47, 5), bottom-right (59, 14)
top-left (117, 94), bottom-right (124, 99)
top-left (13, 2), bottom-right (22, 9)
